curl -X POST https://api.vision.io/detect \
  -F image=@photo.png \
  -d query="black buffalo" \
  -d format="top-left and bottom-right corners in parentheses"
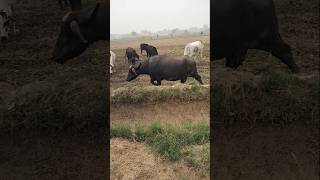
top-left (146, 45), bottom-right (158, 57)
top-left (140, 43), bottom-right (148, 55)
top-left (127, 55), bottom-right (203, 86)
top-left (212, 0), bottom-right (299, 72)
top-left (125, 47), bottom-right (139, 65)
top-left (52, 2), bottom-right (107, 64)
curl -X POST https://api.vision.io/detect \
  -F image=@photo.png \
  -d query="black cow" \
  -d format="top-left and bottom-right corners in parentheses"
top-left (52, 3), bottom-right (107, 64)
top-left (146, 45), bottom-right (158, 57)
top-left (140, 43), bottom-right (148, 55)
top-left (125, 47), bottom-right (139, 65)
top-left (212, 0), bottom-right (299, 72)
top-left (127, 55), bottom-right (203, 86)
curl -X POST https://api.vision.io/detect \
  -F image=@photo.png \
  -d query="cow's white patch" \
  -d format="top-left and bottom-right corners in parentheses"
top-left (110, 51), bottom-right (116, 74)
top-left (184, 40), bottom-right (205, 61)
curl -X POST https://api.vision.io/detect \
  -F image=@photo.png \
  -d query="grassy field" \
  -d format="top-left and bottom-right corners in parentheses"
top-left (110, 35), bottom-right (210, 179)
top-left (110, 35), bottom-right (210, 89)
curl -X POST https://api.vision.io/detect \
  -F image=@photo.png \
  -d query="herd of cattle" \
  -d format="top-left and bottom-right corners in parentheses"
top-left (110, 40), bottom-right (205, 85)
top-left (1, 0), bottom-right (300, 78)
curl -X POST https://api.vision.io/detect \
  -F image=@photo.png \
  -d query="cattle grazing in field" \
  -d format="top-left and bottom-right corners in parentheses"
top-left (58, 0), bottom-right (82, 11)
top-left (212, 0), bottom-right (299, 72)
top-left (0, 0), bottom-right (15, 42)
top-left (140, 43), bottom-right (148, 55)
top-left (184, 40), bottom-right (205, 61)
top-left (110, 51), bottom-right (116, 74)
top-left (145, 45), bottom-right (158, 57)
top-left (127, 55), bottom-right (203, 86)
top-left (125, 47), bottom-right (139, 65)
top-left (52, 2), bottom-right (107, 64)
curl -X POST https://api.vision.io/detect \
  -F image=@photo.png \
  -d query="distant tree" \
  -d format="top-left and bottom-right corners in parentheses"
top-left (131, 31), bottom-right (137, 36)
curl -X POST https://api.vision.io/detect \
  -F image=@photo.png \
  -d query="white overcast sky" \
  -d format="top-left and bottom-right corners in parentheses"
top-left (110, 0), bottom-right (210, 34)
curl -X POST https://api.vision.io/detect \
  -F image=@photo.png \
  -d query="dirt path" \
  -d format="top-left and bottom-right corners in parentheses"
top-left (111, 101), bottom-right (209, 126)
top-left (213, 124), bottom-right (319, 180)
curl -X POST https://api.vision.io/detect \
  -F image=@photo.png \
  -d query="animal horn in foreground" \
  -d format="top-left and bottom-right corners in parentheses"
top-left (129, 65), bottom-right (138, 75)
top-left (69, 20), bottom-right (88, 44)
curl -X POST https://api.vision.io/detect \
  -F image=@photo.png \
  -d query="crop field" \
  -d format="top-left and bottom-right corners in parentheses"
top-left (110, 35), bottom-right (210, 179)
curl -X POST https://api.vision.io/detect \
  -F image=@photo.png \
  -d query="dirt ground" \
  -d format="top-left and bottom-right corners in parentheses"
top-left (212, 124), bottom-right (319, 180)
top-left (0, 129), bottom-right (108, 179)
top-left (111, 101), bottom-right (209, 126)
top-left (111, 138), bottom-right (210, 180)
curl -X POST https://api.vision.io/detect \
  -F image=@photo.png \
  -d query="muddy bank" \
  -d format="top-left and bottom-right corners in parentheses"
top-left (111, 101), bottom-right (209, 126)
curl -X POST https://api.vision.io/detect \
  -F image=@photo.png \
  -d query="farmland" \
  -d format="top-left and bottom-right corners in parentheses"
top-left (110, 35), bottom-right (210, 179)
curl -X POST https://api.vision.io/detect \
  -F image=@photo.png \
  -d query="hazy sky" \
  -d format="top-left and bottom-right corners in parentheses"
top-left (110, 0), bottom-right (210, 34)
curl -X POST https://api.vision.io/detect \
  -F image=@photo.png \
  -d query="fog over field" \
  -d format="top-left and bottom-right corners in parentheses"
top-left (110, 0), bottom-right (210, 34)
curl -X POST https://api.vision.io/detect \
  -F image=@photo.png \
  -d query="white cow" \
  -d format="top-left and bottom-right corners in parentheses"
top-left (0, 0), bottom-right (15, 41)
top-left (110, 51), bottom-right (116, 74)
top-left (183, 40), bottom-right (205, 61)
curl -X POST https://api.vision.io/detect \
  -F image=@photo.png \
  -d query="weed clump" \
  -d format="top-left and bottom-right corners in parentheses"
top-left (110, 122), bottom-right (209, 161)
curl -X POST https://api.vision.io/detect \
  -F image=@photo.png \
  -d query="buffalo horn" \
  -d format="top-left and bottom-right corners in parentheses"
top-left (69, 20), bottom-right (88, 44)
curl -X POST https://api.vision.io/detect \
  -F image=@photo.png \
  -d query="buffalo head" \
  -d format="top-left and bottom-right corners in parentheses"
top-left (127, 62), bottom-right (141, 81)
top-left (52, 3), bottom-right (100, 64)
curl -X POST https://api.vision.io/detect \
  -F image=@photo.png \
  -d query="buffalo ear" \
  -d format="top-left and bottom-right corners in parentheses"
top-left (76, 3), bottom-right (100, 24)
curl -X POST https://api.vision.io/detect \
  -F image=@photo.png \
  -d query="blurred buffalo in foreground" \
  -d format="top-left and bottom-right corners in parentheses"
top-left (212, 0), bottom-right (299, 72)
top-left (52, 2), bottom-right (107, 64)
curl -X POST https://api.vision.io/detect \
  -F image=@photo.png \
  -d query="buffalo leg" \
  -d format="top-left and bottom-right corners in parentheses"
top-left (156, 80), bottom-right (161, 86)
top-left (270, 35), bottom-right (299, 73)
top-left (181, 76), bottom-right (187, 83)
top-left (150, 79), bottom-right (158, 86)
top-left (192, 74), bottom-right (203, 85)
top-left (150, 78), bottom-right (161, 86)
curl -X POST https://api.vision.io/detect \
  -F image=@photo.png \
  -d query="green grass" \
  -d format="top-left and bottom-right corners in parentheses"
top-left (110, 122), bottom-right (209, 161)
top-left (111, 85), bottom-right (209, 103)
top-left (259, 70), bottom-right (292, 95)
top-left (183, 143), bottom-right (210, 169)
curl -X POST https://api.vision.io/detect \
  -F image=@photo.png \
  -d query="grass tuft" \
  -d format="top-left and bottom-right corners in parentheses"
top-left (111, 122), bottom-right (209, 161)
